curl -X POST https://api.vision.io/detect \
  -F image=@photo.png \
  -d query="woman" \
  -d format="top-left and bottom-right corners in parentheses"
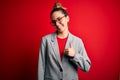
top-left (38, 2), bottom-right (91, 80)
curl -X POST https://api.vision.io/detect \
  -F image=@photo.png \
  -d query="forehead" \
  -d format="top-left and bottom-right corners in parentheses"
top-left (51, 11), bottom-right (64, 20)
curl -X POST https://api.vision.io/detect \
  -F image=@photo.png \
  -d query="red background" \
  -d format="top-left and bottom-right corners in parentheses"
top-left (0, 0), bottom-right (120, 80)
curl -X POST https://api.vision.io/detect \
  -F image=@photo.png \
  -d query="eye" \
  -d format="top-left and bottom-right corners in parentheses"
top-left (57, 17), bottom-right (62, 21)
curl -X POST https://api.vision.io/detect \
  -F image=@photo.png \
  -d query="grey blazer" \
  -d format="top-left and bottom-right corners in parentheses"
top-left (38, 32), bottom-right (91, 80)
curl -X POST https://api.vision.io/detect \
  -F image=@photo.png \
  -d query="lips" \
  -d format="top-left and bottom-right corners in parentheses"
top-left (57, 25), bottom-right (63, 30)
top-left (56, 23), bottom-right (64, 31)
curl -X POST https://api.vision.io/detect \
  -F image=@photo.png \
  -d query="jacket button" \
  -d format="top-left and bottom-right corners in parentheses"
top-left (60, 68), bottom-right (63, 72)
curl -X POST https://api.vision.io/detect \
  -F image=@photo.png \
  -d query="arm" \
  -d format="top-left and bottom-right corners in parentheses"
top-left (70, 39), bottom-right (91, 72)
top-left (38, 38), bottom-right (46, 80)
top-left (71, 49), bottom-right (91, 72)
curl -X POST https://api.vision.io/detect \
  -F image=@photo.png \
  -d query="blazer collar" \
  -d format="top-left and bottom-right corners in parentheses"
top-left (51, 32), bottom-right (73, 43)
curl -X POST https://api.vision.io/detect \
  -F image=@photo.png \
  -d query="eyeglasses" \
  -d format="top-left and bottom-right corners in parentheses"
top-left (51, 16), bottom-right (65, 26)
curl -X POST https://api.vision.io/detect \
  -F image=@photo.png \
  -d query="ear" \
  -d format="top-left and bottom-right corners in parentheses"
top-left (66, 16), bottom-right (70, 22)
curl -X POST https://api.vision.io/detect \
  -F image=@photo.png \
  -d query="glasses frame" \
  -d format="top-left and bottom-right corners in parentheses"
top-left (51, 15), bottom-right (65, 26)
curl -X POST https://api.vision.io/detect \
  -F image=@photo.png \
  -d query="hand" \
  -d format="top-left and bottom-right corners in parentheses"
top-left (65, 43), bottom-right (75, 57)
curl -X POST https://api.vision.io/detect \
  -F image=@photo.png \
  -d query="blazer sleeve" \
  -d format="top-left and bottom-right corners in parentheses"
top-left (38, 38), bottom-right (46, 80)
top-left (70, 39), bottom-right (91, 72)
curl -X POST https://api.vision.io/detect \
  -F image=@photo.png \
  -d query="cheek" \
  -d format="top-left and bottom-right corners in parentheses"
top-left (62, 20), bottom-right (68, 25)
top-left (64, 21), bottom-right (69, 26)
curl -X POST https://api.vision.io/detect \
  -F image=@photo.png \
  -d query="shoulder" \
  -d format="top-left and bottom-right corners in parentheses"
top-left (70, 33), bottom-right (82, 42)
top-left (70, 33), bottom-right (85, 48)
top-left (42, 32), bottom-right (54, 39)
top-left (41, 32), bottom-right (55, 41)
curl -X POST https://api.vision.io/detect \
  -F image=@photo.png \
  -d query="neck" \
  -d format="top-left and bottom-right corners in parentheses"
top-left (57, 29), bottom-right (69, 38)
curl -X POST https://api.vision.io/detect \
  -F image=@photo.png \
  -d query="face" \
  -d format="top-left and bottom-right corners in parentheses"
top-left (51, 11), bottom-right (69, 33)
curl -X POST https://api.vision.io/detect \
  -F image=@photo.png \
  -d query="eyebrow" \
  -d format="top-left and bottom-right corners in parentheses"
top-left (52, 15), bottom-right (65, 20)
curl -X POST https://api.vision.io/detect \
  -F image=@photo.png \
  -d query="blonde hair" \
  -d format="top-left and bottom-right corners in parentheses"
top-left (50, 2), bottom-right (68, 18)
top-left (53, 2), bottom-right (66, 10)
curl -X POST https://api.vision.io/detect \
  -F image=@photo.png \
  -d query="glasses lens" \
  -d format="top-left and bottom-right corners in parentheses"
top-left (51, 16), bottom-right (65, 26)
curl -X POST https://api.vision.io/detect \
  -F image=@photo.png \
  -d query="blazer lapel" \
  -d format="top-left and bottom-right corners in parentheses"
top-left (62, 33), bottom-right (73, 63)
top-left (50, 32), bottom-right (63, 68)
top-left (64, 33), bottom-right (73, 50)
top-left (50, 32), bottom-right (73, 69)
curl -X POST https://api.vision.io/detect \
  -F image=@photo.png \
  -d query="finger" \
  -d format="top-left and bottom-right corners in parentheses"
top-left (65, 48), bottom-right (68, 50)
top-left (65, 48), bottom-right (70, 50)
top-left (65, 49), bottom-right (69, 53)
top-left (65, 51), bottom-right (69, 55)
top-left (65, 48), bottom-right (68, 51)
top-left (65, 49), bottom-right (69, 52)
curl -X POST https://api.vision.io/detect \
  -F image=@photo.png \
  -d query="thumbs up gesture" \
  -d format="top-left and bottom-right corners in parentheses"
top-left (65, 43), bottom-right (75, 57)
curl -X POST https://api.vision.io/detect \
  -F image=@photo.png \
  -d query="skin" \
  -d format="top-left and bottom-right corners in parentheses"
top-left (51, 11), bottom-right (75, 57)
